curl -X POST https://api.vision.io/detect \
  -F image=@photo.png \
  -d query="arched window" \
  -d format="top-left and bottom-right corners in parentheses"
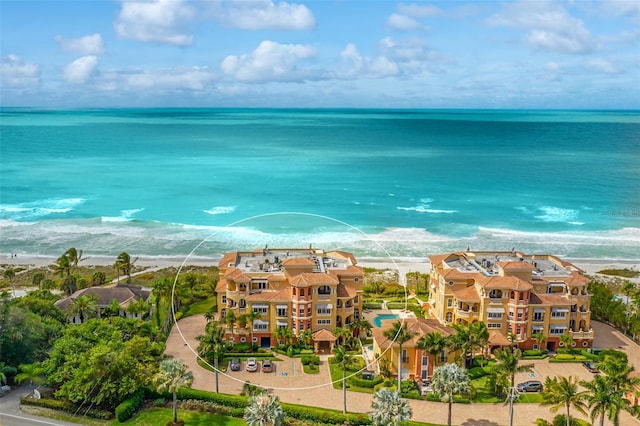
top-left (318, 285), bottom-right (331, 295)
top-left (445, 312), bottom-right (453, 322)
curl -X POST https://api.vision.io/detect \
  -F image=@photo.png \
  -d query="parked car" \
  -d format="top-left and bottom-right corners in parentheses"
top-left (516, 380), bottom-right (543, 393)
top-left (246, 357), bottom-right (258, 372)
top-left (229, 358), bottom-right (241, 371)
top-left (583, 361), bottom-right (599, 373)
top-left (414, 379), bottom-right (432, 396)
top-left (262, 359), bottom-right (273, 373)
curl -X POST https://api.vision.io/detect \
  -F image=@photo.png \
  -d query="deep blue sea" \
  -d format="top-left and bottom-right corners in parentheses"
top-left (1, 108), bottom-right (639, 261)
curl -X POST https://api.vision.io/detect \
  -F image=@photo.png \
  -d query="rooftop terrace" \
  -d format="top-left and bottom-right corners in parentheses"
top-left (234, 248), bottom-right (354, 274)
top-left (444, 251), bottom-right (573, 279)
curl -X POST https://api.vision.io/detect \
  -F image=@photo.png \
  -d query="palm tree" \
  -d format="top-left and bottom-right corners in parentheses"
top-left (53, 255), bottom-right (72, 279)
top-left (333, 326), bottom-right (351, 346)
top-left (31, 272), bottom-right (45, 290)
top-left (430, 363), bottom-right (471, 426)
top-left (154, 359), bottom-right (194, 425)
top-left (417, 331), bottom-right (448, 372)
top-left (383, 320), bottom-right (417, 390)
top-left (540, 376), bottom-right (587, 426)
top-left (559, 333), bottom-right (575, 350)
top-left (114, 252), bottom-right (137, 284)
top-left (2, 268), bottom-right (16, 298)
top-left (333, 344), bottom-right (357, 413)
top-left (246, 310), bottom-right (262, 346)
top-left (492, 347), bottom-right (533, 394)
top-left (580, 374), bottom-right (631, 426)
top-left (274, 327), bottom-right (288, 346)
top-left (349, 318), bottom-right (372, 338)
top-left (65, 294), bottom-right (99, 323)
top-left (196, 321), bottom-right (228, 393)
top-left (297, 329), bottom-right (314, 348)
top-left (0, 362), bottom-right (17, 386)
top-left (468, 321), bottom-right (489, 361)
top-left (15, 362), bottom-right (44, 396)
top-left (224, 309), bottom-right (237, 337)
top-left (448, 323), bottom-right (473, 367)
top-left (243, 393), bottom-right (285, 426)
top-left (63, 247), bottom-right (86, 273)
top-left (531, 332), bottom-right (548, 351)
top-left (369, 388), bottom-right (412, 426)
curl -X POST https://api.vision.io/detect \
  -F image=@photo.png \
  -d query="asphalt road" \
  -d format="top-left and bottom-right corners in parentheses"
top-left (0, 385), bottom-right (85, 426)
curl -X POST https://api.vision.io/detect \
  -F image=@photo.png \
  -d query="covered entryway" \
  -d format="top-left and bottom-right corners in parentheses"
top-left (313, 329), bottom-right (337, 354)
top-left (488, 330), bottom-right (512, 354)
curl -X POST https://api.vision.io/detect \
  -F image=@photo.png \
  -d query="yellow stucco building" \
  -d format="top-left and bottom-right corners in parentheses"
top-left (429, 250), bottom-right (594, 351)
top-left (215, 247), bottom-right (364, 351)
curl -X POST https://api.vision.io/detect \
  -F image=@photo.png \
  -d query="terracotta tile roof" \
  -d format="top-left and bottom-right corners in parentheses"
top-left (336, 284), bottom-right (357, 298)
top-left (372, 318), bottom-right (454, 349)
top-left (499, 261), bottom-right (534, 269)
top-left (328, 265), bottom-right (364, 276)
top-left (313, 328), bottom-right (337, 342)
top-left (225, 268), bottom-right (252, 282)
top-left (565, 272), bottom-right (590, 286)
top-left (267, 274), bottom-right (287, 282)
top-left (326, 250), bottom-right (357, 264)
top-left (480, 276), bottom-right (533, 291)
top-left (428, 253), bottom-right (451, 266)
top-left (246, 287), bottom-right (292, 302)
top-left (488, 331), bottom-right (511, 346)
top-left (218, 252), bottom-right (238, 268)
top-left (530, 293), bottom-right (570, 305)
top-left (452, 285), bottom-right (480, 302)
top-left (215, 278), bottom-right (228, 292)
top-left (282, 257), bottom-right (316, 266)
top-left (289, 273), bottom-right (339, 287)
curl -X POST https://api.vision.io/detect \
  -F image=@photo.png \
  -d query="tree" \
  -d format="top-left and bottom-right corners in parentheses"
top-left (65, 294), bottom-right (99, 323)
top-left (468, 321), bottom-right (489, 361)
top-left (383, 320), bottom-right (417, 390)
top-left (15, 362), bottom-right (44, 396)
top-left (492, 347), bottom-right (533, 394)
top-left (243, 393), bottom-right (285, 426)
top-left (333, 344), bottom-right (357, 414)
top-left (154, 359), bottom-right (194, 425)
top-left (53, 255), bottom-right (72, 279)
top-left (540, 376), bottom-right (587, 426)
top-left (349, 318), bottom-right (372, 338)
top-left (369, 388), bottom-right (412, 426)
top-left (431, 363), bottom-right (471, 426)
top-left (63, 247), bottom-right (86, 273)
top-left (224, 310), bottom-right (237, 337)
top-left (448, 323), bottom-right (473, 367)
top-left (2, 268), bottom-right (16, 298)
top-left (196, 321), bottom-right (228, 393)
top-left (560, 333), bottom-right (575, 349)
top-left (580, 374), bottom-right (630, 426)
top-left (91, 271), bottom-right (106, 286)
top-left (297, 329), bottom-right (314, 348)
top-left (532, 332), bottom-right (548, 350)
top-left (32, 272), bottom-right (45, 290)
top-left (417, 331), bottom-right (448, 371)
top-left (114, 252), bottom-right (137, 284)
top-left (0, 362), bottom-right (17, 385)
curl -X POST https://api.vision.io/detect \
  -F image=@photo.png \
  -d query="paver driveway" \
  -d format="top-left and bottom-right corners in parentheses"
top-left (165, 315), bottom-right (640, 425)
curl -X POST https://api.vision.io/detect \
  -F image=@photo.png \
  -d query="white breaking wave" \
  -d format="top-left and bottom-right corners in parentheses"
top-left (204, 206), bottom-right (236, 215)
top-left (101, 208), bottom-right (144, 222)
top-left (0, 197), bottom-right (85, 220)
top-left (534, 206), bottom-right (579, 223)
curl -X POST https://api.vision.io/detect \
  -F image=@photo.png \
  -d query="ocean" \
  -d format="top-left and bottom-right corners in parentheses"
top-left (1, 108), bottom-right (639, 262)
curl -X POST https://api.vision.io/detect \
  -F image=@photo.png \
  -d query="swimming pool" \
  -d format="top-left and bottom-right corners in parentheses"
top-left (373, 313), bottom-right (400, 327)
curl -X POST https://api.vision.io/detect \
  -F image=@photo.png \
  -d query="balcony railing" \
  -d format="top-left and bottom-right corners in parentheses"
top-left (571, 329), bottom-right (595, 339)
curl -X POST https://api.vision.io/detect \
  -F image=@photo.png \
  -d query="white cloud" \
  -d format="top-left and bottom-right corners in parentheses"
top-left (488, 0), bottom-right (595, 54)
top-left (387, 13), bottom-right (421, 30)
top-left (221, 40), bottom-right (316, 83)
top-left (216, 0), bottom-right (315, 30)
top-left (125, 66), bottom-right (215, 90)
top-left (64, 56), bottom-right (99, 84)
top-left (600, 0), bottom-right (640, 18)
top-left (338, 44), bottom-right (399, 79)
top-left (545, 61), bottom-right (563, 81)
top-left (585, 58), bottom-right (621, 74)
top-left (397, 3), bottom-right (441, 18)
top-left (114, 0), bottom-right (195, 45)
top-left (0, 54), bottom-right (40, 87)
top-left (54, 33), bottom-right (105, 55)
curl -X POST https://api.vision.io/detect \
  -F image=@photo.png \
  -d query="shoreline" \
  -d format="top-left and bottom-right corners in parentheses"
top-left (2, 252), bottom-right (639, 279)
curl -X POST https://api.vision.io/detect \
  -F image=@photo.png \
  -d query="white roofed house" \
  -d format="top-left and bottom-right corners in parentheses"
top-left (54, 284), bottom-right (152, 324)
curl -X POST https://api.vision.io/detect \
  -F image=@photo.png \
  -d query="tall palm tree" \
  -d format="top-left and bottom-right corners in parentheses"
top-left (531, 332), bottom-right (547, 351)
top-left (53, 255), bottom-right (72, 279)
top-left (383, 320), bottom-right (417, 390)
top-left (540, 376), bottom-right (588, 426)
top-left (15, 362), bottom-right (44, 396)
top-left (469, 321), bottom-right (489, 361)
top-left (196, 321), bottom-right (228, 393)
top-left (243, 393), bottom-right (285, 426)
top-left (417, 331), bottom-right (448, 372)
top-left (333, 326), bottom-right (351, 346)
top-left (31, 272), bottom-right (45, 290)
top-left (2, 268), bottom-right (16, 298)
top-left (333, 344), bottom-right (357, 414)
top-left (448, 323), bottom-right (473, 367)
top-left (246, 310), bottom-right (262, 346)
top-left (114, 252), bottom-right (137, 284)
top-left (431, 363), bottom-right (471, 426)
top-left (492, 347), bottom-right (533, 393)
top-left (297, 329), bottom-right (314, 348)
top-left (65, 294), bottom-right (99, 323)
top-left (225, 310), bottom-right (237, 338)
top-left (154, 359), bottom-right (194, 425)
top-left (349, 318), bottom-right (372, 338)
top-left (559, 333), bottom-right (575, 350)
top-left (369, 388), bottom-right (412, 426)
top-left (580, 374), bottom-right (630, 426)
top-left (63, 247), bottom-right (86, 273)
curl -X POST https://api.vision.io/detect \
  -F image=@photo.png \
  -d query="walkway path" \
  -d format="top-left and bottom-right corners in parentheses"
top-left (165, 315), bottom-right (640, 426)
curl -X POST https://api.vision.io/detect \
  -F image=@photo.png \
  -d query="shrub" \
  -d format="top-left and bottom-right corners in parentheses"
top-left (154, 398), bottom-right (166, 407)
top-left (115, 388), bottom-right (145, 422)
top-left (175, 388), bottom-right (249, 408)
top-left (468, 366), bottom-right (490, 380)
top-left (349, 375), bottom-right (383, 388)
top-left (426, 393), bottom-right (442, 402)
top-left (301, 355), bottom-right (320, 366)
top-left (362, 302), bottom-right (382, 310)
top-left (21, 397), bottom-right (112, 420)
top-left (282, 403), bottom-right (372, 425)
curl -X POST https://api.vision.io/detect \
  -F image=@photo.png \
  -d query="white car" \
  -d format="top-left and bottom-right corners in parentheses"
top-left (246, 357), bottom-right (258, 372)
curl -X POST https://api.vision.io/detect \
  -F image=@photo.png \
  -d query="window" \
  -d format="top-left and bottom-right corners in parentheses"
top-left (549, 328), bottom-right (566, 335)
top-left (448, 281), bottom-right (454, 286)
top-left (317, 319), bottom-right (331, 325)
top-left (318, 285), bottom-right (331, 295)
top-left (316, 307), bottom-right (332, 315)
top-left (447, 298), bottom-right (453, 307)
top-left (487, 323), bottom-right (502, 329)
top-left (401, 349), bottom-right (408, 364)
top-left (253, 306), bottom-right (268, 314)
top-left (551, 310), bottom-right (567, 318)
top-left (240, 337), bottom-right (246, 342)
top-left (307, 306), bottom-right (312, 315)
top-left (253, 281), bottom-right (267, 290)
top-left (445, 312), bottom-right (453, 322)
top-left (508, 311), bottom-right (514, 319)
top-left (421, 355), bottom-right (429, 380)
top-left (533, 312), bottom-right (544, 322)
top-left (354, 277), bottom-right (359, 282)
top-left (489, 289), bottom-right (502, 298)
top-left (517, 311), bottom-right (523, 319)
top-left (300, 322), bottom-right (304, 330)
top-left (277, 307), bottom-right (287, 317)
top-left (253, 321), bottom-right (268, 331)
top-left (487, 312), bottom-right (503, 319)
top-left (439, 350), bottom-right (446, 363)
top-left (299, 307), bottom-right (305, 315)
top-left (354, 296), bottom-right (359, 304)
top-left (221, 295), bottom-right (227, 304)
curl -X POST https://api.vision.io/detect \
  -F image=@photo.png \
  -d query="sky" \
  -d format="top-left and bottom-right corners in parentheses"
top-left (1, 0), bottom-right (639, 109)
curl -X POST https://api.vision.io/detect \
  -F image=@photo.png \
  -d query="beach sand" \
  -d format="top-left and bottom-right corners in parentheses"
top-left (2, 253), bottom-right (639, 284)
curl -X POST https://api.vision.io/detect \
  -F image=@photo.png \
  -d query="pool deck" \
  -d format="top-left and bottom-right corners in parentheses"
top-left (361, 308), bottom-right (417, 373)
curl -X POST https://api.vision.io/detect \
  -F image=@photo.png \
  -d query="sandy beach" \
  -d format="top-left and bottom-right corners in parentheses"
top-left (2, 253), bottom-right (639, 284)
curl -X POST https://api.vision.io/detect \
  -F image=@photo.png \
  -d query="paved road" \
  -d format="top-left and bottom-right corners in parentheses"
top-left (0, 384), bottom-right (85, 426)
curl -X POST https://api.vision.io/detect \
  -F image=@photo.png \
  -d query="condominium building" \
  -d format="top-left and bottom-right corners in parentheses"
top-left (215, 247), bottom-right (364, 350)
top-left (429, 250), bottom-right (594, 350)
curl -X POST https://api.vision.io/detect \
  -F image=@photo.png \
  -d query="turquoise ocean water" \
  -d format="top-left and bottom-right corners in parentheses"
top-left (1, 108), bottom-right (639, 260)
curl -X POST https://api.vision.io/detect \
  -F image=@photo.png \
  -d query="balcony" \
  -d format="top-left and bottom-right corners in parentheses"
top-left (489, 298), bottom-right (503, 305)
top-left (571, 329), bottom-right (594, 340)
top-left (455, 308), bottom-right (478, 319)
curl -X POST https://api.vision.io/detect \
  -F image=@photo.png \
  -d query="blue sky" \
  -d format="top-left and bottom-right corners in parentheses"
top-left (1, 0), bottom-right (638, 108)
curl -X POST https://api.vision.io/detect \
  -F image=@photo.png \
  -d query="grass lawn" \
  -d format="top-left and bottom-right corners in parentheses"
top-left (329, 358), bottom-right (376, 394)
top-left (111, 408), bottom-right (246, 425)
top-left (470, 376), bottom-right (500, 403)
top-left (182, 297), bottom-right (217, 317)
top-left (517, 393), bottom-right (544, 403)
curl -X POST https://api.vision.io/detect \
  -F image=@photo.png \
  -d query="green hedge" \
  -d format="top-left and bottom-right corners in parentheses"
top-left (363, 302), bottom-right (382, 310)
top-left (301, 355), bottom-right (320, 366)
top-left (115, 388), bottom-right (145, 422)
top-left (281, 402), bottom-right (372, 425)
top-left (350, 375), bottom-right (384, 388)
top-left (20, 397), bottom-right (112, 420)
top-left (176, 388), bottom-right (250, 408)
